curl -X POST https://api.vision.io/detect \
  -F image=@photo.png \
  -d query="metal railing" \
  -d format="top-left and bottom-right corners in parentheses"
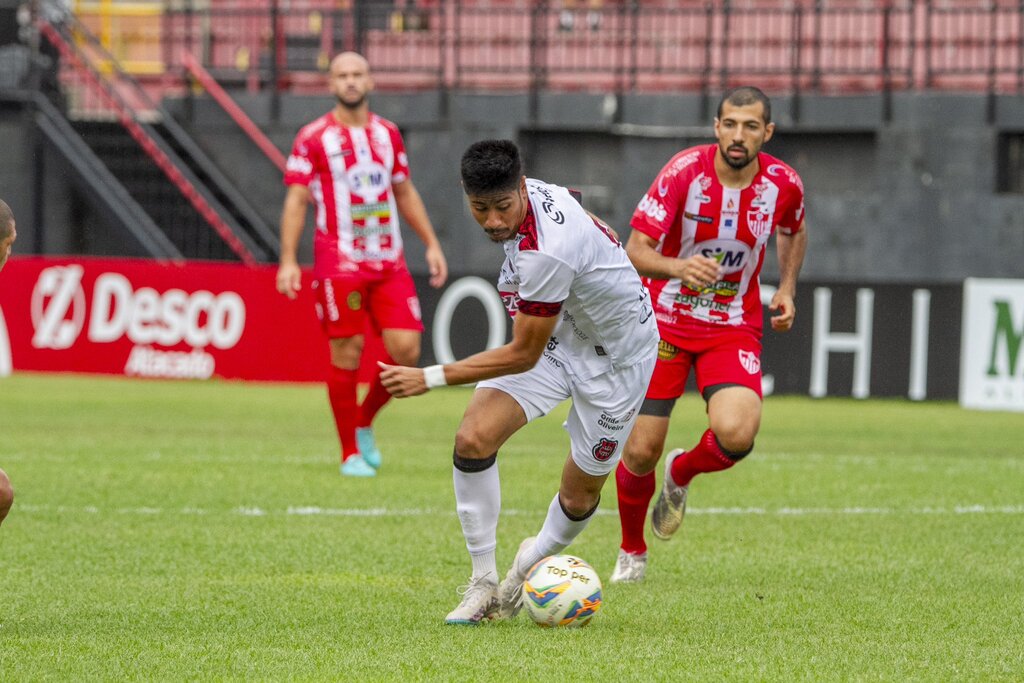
top-left (62, 0), bottom-right (1023, 98)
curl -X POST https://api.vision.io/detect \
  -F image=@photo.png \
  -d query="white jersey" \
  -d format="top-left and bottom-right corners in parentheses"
top-left (496, 179), bottom-right (658, 381)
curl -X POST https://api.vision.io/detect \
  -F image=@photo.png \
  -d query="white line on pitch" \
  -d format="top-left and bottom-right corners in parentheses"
top-left (11, 504), bottom-right (1024, 517)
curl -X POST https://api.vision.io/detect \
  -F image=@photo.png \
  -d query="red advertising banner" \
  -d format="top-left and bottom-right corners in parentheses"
top-left (0, 257), bottom-right (331, 382)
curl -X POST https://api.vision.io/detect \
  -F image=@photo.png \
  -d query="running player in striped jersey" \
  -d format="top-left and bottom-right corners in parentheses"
top-left (611, 87), bottom-right (808, 582)
top-left (277, 52), bottom-right (448, 477)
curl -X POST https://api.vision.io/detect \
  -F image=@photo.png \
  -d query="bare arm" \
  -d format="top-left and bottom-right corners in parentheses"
top-left (393, 179), bottom-right (448, 288)
top-left (378, 311), bottom-right (559, 397)
top-left (625, 229), bottom-right (722, 290)
top-left (769, 221), bottom-right (808, 332)
top-left (276, 184), bottom-right (310, 299)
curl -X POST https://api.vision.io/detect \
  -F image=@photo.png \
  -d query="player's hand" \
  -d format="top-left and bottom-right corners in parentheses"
top-left (377, 361), bottom-right (429, 398)
top-left (425, 245), bottom-right (448, 289)
top-left (769, 291), bottom-right (796, 331)
top-left (276, 262), bottom-right (302, 299)
top-left (679, 255), bottom-right (722, 291)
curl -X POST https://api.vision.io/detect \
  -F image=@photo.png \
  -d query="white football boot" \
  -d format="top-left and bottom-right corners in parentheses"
top-left (495, 536), bottom-right (537, 620)
top-left (444, 574), bottom-right (499, 626)
top-left (651, 449), bottom-right (689, 540)
top-left (609, 549), bottom-right (648, 583)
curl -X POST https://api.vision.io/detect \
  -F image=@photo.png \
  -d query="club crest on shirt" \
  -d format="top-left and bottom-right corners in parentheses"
top-left (592, 438), bottom-right (618, 462)
top-left (747, 209), bottom-right (773, 238)
top-left (347, 292), bottom-right (362, 310)
top-left (738, 349), bottom-right (760, 374)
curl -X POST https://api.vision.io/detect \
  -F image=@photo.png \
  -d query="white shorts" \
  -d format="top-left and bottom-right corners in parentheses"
top-left (477, 349), bottom-right (657, 476)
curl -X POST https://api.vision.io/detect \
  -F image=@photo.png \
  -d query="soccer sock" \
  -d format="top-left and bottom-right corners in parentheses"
top-left (526, 494), bottom-right (600, 571)
top-left (670, 428), bottom-right (748, 487)
top-left (357, 352), bottom-right (394, 429)
top-left (453, 452), bottom-right (500, 581)
top-left (615, 460), bottom-right (656, 555)
top-left (327, 365), bottom-right (360, 462)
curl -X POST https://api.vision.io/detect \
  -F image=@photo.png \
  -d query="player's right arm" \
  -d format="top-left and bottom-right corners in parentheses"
top-left (276, 183), bottom-right (310, 299)
top-left (626, 230), bottom-right (721, 291)
top-left (378, 310), bottom-right (558, 398)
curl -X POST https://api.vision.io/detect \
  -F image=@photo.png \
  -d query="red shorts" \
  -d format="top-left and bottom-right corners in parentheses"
top-left (312, 267), bottom-right (423, 339)
top-left (646, 327), bottom-right (763, 400)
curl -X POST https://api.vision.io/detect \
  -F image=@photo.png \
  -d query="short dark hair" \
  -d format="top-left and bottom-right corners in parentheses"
top-left (0, 200), bottom-right (13, 240)
top-left (460, 139), bottom-right (523, 196)
top-left (717, 86), bottom-right (772, 124)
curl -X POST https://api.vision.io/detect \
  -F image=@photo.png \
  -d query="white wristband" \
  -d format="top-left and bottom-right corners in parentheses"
top-left (423, 365), bottom-right (447, 389)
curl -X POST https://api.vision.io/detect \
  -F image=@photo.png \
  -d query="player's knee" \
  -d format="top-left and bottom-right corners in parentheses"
top-left (453, 427), bottom-right (493, 460)
top-left (710, 414), bottom-right (759, 453)
top-left (622, 443), bottom-right (660, 475)
top-left (713, 424), bottom-right (757, 455)
top-left (559, 490), bottom-right (600, 520)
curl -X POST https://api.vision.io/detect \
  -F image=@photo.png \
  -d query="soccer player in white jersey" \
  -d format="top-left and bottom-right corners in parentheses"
top-left (379, 140), bottom-right (659, 624)
top-left (611, 86), bottom-right (808, 583)
top-left (0, 199), bottom-right (17, 526)
top-left (277, 52), bottom-right (448, 477)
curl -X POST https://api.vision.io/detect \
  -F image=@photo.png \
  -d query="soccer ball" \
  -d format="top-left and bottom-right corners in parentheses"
top-left (522, 554), bottom-right (603, 628)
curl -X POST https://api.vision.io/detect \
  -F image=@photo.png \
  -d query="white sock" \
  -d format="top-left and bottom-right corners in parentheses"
top-left (453, 462), bottom-right (500, 580)
top-left (521, 494), bottom-right (597, 571)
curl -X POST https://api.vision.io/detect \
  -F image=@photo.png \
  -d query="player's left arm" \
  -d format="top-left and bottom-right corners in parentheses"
top-left (770, 220), bottom-right (808, 332)
top-left (393, 179), bottom-right (448, 288)
top-left (378, 310), bottom-right (559, 398)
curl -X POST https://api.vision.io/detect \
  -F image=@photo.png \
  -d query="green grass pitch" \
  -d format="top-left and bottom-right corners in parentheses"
top-left (1, 373), bottom-right (1022, 681)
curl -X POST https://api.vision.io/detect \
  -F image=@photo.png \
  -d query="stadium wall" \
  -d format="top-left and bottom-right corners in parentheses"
top-left (4, 91), bottom-right (1023, 284)
top-left (158, 90), bottom-right (1024, 285)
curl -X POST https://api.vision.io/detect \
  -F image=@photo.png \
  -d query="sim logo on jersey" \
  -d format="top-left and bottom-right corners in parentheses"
top-left (347, 161), bottom-right (389, 201)
top-left (698, 239), bottom-right (751, 274)
top-left (738, 349), bottom-right (760, 375)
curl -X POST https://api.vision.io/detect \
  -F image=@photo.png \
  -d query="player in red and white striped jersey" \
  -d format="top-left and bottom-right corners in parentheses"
top-left (277, 53), bottom-right (448, 477)
top-left (612, 87), bottom-right (808, 582)
top-left (0, 198), bottom-right (16, 525)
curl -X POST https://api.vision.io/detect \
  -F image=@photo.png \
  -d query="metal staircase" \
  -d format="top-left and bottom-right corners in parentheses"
top-left (38, 16), bottom-right (280, 264)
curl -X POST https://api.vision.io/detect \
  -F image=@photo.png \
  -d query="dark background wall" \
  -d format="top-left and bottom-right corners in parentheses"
top-left (4, 90), bottom-right (1024, 284)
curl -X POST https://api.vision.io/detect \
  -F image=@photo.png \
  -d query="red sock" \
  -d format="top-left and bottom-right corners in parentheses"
top-left (616, 460), bottom-right (656, 555)
top-left (357, 353), bottom-right (394, 429)
top-left (670, 429), bottom-right (736, 487)
top-left (327, 365), bottom-right (359, 462)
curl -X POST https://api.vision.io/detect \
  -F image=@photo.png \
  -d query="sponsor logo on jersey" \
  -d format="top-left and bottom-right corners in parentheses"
top-left (533, 183), bottom-right (565, 225)
top-left (285, 155), bottom-right (313, 175)
top-left (347, 161), bottom-right (390, 201)
top-left (637, 194), bottom-right (668, 223)
top-left (739, 349), bottom-right (761, 374)
top-left (658, 339), bottom-right (678, 360)
top-left (697, 238), bottom-right (752, 274)
top-left (657, 175), bottom-right (669, 197)
top-left (683, 211), bottom-right (714, 224)
top-left (592, 437), bottom-right (618, 462)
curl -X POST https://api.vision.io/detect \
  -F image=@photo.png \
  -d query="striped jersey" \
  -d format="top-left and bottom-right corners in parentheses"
top-left (284, 111), bottom-right (410, 279)
top-left (630, 144), bottom-right (805, 339)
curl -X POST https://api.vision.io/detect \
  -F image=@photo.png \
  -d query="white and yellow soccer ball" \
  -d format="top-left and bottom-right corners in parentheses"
top-left (522, 554), bottom-right (603, 628)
